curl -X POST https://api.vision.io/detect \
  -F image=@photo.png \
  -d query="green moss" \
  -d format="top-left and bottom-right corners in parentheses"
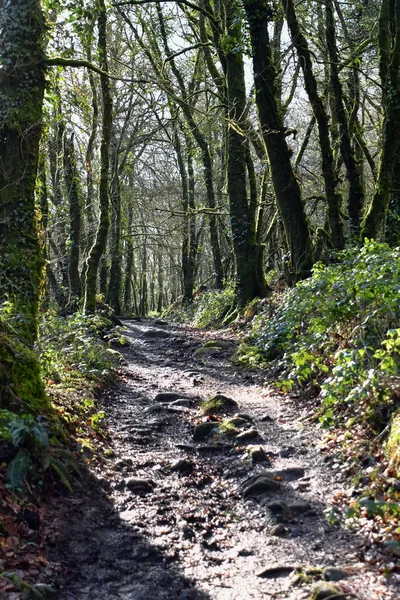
top-left (386, 410), bottom-right (400, 475)
top-left (200, 397), bottom-right (225, 414)
top-left (0, 330), bottom-right (48, 413)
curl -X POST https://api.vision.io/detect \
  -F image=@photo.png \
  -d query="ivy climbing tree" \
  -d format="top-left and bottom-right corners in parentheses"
top-left (0, 0), bottom-right (47, 344)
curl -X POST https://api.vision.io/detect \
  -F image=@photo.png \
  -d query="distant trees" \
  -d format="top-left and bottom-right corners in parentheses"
top-left (1, 0), bottom-right (399, 328)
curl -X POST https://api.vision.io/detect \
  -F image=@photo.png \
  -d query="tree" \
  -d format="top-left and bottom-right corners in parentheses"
top-left (243, 0), bottom-right (313, 282)
top-left (0, 0), bottom-right (47, 344)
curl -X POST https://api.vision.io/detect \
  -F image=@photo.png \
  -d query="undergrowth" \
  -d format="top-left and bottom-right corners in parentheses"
top-left (237, 240), bottom-right (400, 551)
top-left (238, 240), bottom-right (400, 436)
top-left (1, 309), bottom-right (120, 595)
top-left (167, 284), bottom-right (235, 328)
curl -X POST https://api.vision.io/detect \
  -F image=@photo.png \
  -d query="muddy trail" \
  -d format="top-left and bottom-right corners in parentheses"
top-left (48, 320), bottom-right (399, 600)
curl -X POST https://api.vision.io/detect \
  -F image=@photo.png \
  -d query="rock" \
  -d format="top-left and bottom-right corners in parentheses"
top-left (193, 421), bottom-right (220, 441)
top-left (197, 443), bottom-right (231, 454)
top-left (169, 399), bottom-right (192, 408)
top-left (154, 392), bottom-right (189, 403)
top-left (254, 467), bottom-right (305, 482)
top-left (175, 443), bottom-right (196, 452)
top-left (272, 467), bottom-right (305, 481)
top-left (170, 458), bottom-right (194, 474)
top-left (143, 328), bottom-right (170, 339)
top-left (288, 500), bottom-right (313, 515)
top-left (248, 445), bottom-right (270, 464)
top-left (263, 500), bottom-right (291, 516)
top-left (125, 477), bottom-right (155, 494)
top-left (256, 565), bottom-right (295, 578)
top-left (235, 412), bottom-right (254, 423)
top-left (237, 547), bottom-right (254, 557)
top-left (260, 414), bottom-right (274, 422)
top-left (224, 416), bottom-right (249, 429)
top-left (243, 476), bottom-right (282, 498)
top-left (270, 524), bottom-right (287, 537)
top-left (322, 566), bottom-right (349, 582)
top-left (279, 446), bottom-right (295, 458)
top-left (152, 318), bottom-right (169, 326)
top-left (235, 428), bottom-right (260, 444)
top-left (203, 339), bottom-right (233, 349)
top-left (309, 582), bottom-right (341, 599)
top-left (194, 346), bottom-right (222, 356)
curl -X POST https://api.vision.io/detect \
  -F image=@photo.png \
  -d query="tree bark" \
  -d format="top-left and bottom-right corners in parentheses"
top-left (283, 0), bottom-right (344, 250)
top-left (0, 0), bottom-right (46, 344)
top-left (84, 0), bottom-right (112, 314)
top-left (63, 132), bottom-right (82, 310)
top-left (362, 0), bottom-right (400, 239)
top-left (243, 0), bottom-right (313, 283)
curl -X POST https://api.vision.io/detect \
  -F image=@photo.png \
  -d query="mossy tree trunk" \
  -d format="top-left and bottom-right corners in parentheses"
top-left (325, 0), bottom-right (365, 236)
top-left (283, 0), bottom-right (344, 250)
top-left (106, 142), bottom-right (122, 314)
top-left (362, 0), bottom-right (400, 239)
top-left (223, 0), bottom-right (269, 306)
top-left (243, 0), bottom-right (313, 283)
top-left (63, 132), bottom-right (83, 311)
top-left (84, 0), bottom-right (112, 314)
top-left (0, 0), bottom-right (46, 345)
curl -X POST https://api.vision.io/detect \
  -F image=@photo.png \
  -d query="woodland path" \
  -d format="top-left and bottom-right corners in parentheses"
top-left (47, 320), bottom-right (399, 600)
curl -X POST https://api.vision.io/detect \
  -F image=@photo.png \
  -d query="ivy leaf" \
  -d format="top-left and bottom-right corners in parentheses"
top-left (6, 450), bottom-right (31, 489)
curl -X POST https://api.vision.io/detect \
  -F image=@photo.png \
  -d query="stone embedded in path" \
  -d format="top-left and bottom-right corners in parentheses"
top-left (143, 328), bottom-right (170, 339)
top-left (256, 565), bottom-right (295, 578)
top-left (288, 500), bottom-right (314, 515)
top-left (125, 477), bottom-right (156, 494)
top-left (235, 428), bottom-right (260, 444)
top-left (224, 416), bottom-right (249, 429)
top-left (169, 399), bottom-right (193, 408)
top-left (203, 339), bottom-right (233, 350)
top-left (248, 445), bottom-right (270, 464)
top-left (193, 421), bottom-right (220, 441)
top-left (259, 467), bottom-right (305, 482)
top-left (170, 458), bottom-right (194, 474)
top-left (260, 413), bottom-right (274, 422)
top-left (309, 582), bottom-right (341, 599)
top-left (243, 476), bottom-right (282, 498)
top-left (154, 392), bottom-right (190, 403)
top-left (322, 566), bottom-right (349, 582)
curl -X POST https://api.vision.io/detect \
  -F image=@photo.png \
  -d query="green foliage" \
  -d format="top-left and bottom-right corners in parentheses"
top-left (239, 241), bottom-right (400, 430)
top-left (170, 285), bottom-right (235, 328)
top-left (37, 311), bottom-right (116, 383)
top-left (200, 397), bottom-right (224, 415)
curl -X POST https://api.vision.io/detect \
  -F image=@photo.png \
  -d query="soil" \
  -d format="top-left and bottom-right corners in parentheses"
top-left (46, 320), bottom-right (400, 599)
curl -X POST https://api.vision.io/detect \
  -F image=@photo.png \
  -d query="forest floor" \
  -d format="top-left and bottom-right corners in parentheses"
top-left (45, 320), bottom-right (400, 599)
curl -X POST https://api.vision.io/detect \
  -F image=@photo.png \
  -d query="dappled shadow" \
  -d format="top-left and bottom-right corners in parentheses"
top-left (47, 467), bottom-right (212, 600)
top-left (46, 319), bottom-right (395, 600)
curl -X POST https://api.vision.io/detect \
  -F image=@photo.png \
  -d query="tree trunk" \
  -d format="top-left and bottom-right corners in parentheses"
top-left (63, 132), bottom-right (82, 310)
top-left (84, 0), bottom-right (112, 314)
top-left (362, 0), bottom-right (400, 239)
top-left (106, 141), bottom-right (122, 314)
top-left (283, 0), bottom-right (344, 250)
top-left (325, 0), bottom-right (364, 235)
top-left (243, 0), bottom-right (313, 283)
top-left (0, 0), bottom-right (46, 344)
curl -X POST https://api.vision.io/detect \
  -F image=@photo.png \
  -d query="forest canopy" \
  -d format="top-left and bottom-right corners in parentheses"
top-left (0, 0), bottom-right (399, 334)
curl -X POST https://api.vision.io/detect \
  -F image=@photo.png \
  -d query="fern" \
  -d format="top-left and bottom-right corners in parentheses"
top-left (6, 450), bottom-right (31, 489)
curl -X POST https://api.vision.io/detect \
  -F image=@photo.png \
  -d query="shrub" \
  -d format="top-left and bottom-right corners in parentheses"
top-left (239, 240), bottom-right (400, 429)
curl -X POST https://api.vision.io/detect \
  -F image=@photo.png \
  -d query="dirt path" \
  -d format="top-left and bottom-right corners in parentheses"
top-left (48, 320), bottom-right (399, 599)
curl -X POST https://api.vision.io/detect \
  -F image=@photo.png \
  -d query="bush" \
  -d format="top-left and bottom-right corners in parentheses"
top-left (168, 284), bottom-right (235, 328)
top-left (239, 240), bottom-right (400, 430)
